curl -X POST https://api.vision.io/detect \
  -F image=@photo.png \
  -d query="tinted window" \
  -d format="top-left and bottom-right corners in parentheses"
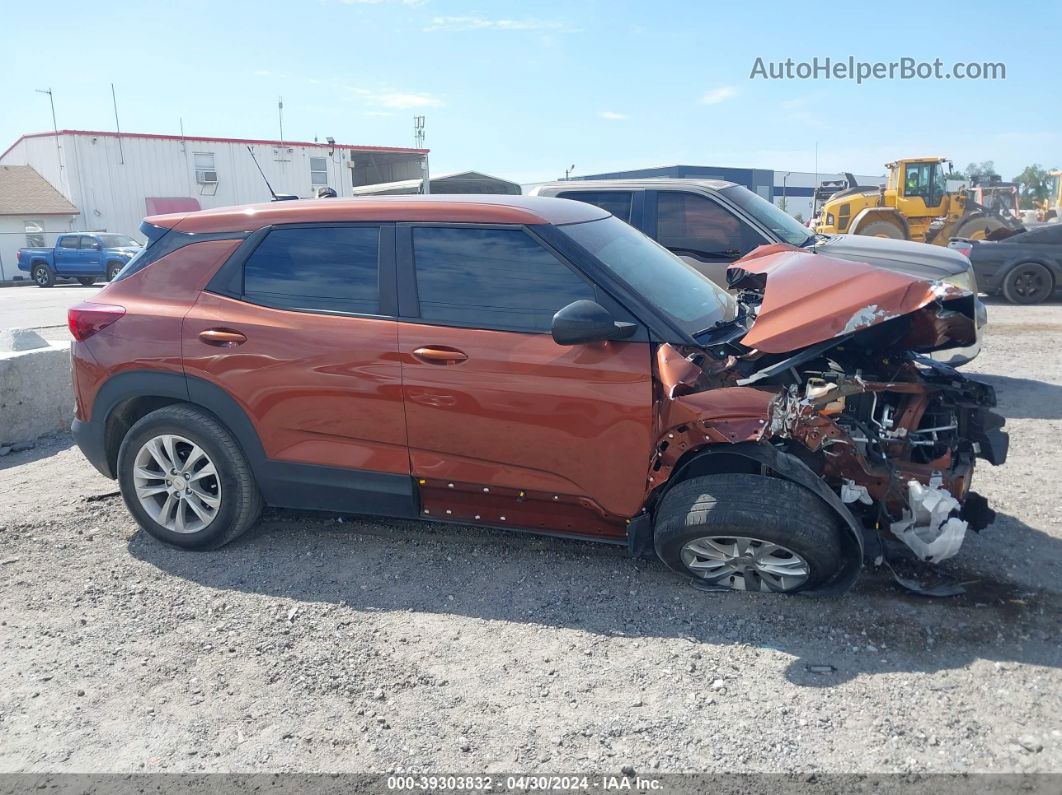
top-left (558, 191), bottom-right (633, 223)
top-left (58, 236), bottom-right (79, 249)
top-left (413, 227), bottom-right (595, 332)
top-left (80, 235), bottom-right (100, 250)
top-left (243, 226), bottom-right (380, 314)
top-left (656, 192), bottom-right (764, 258)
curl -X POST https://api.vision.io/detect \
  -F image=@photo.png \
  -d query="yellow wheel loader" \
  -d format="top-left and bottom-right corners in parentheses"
top-left (815, 157), bottom-right (1024, 245)
top-left (1042, 171), bottom-right (1061, 221)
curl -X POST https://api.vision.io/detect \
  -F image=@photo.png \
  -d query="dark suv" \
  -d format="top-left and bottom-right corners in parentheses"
top-left (69, 195), bottom-right (1006, 594)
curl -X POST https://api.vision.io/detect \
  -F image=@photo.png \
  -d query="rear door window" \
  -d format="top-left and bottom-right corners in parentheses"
top-left (655, 191), bottom-right (765, 258)
top-left (557, 191), bottom-right (634, 223)
top-left (242, 226), bottom-right (381, 314)
top-left (411, 226), bottom-right (595, 333)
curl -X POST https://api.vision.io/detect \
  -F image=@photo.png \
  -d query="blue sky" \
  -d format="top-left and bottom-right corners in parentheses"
top-left (2, 0), bottom-right (1058, 183)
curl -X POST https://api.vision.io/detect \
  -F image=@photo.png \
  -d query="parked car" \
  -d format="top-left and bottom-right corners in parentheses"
top-left (17, 232), bottom-right (141, 287)
top-left (531, 179), bottom-right (986, 365)
top-left (950, 224), bottom-right (1062, 304)
top-left (68, 195), bottom-right (1005, 594)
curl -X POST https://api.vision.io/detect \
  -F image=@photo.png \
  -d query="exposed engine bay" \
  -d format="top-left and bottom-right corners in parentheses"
top-left (650, 246), bottom-right (1008, 574)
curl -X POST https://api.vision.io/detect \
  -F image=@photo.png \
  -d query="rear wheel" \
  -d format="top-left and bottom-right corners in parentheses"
top-left (653, 473), bottom-right (843, 593)
top-left (32, 263), bottom-right (55, 287)
top-left (1001, 262), bottom-right (1054, 304)
top-left (117, 405), bottom-right (262, 549)
top-left (76, 277), bottom-right (96, 286)
top-left (857, 220), bottom-right (905, 239)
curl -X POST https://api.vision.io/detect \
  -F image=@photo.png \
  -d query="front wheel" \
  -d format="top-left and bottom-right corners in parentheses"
top-left (106, 261), bottom-right (124, 281)
top-left (117, 404), bottom-right (263, 549)
top-left (1002, 262), bottom-right (1054, 304)
top-left (32, 264), bottom-right (55, 287)
top-left (856, 220), bottom-right (905, 239)
top-left (653, 473), bottom-right (843, 593)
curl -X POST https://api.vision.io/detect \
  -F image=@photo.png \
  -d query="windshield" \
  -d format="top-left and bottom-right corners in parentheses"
top-left (720, 185), bottom-right (814, 246)
top-left (95, 234), bottom-right (141, 248)
top-left (560, 216), bottom-right (735, 337)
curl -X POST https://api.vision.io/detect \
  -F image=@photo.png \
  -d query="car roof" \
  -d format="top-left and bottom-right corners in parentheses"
top-left (532, 178), bottom-right (737, 194)
top-left (147, 194), bottom-right (609, 234)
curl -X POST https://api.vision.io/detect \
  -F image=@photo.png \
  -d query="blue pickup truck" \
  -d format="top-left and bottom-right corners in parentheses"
top-left (17, 232), bottom-right (142, 287)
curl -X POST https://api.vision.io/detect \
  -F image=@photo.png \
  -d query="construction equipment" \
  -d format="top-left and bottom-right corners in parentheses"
top-left (1042, 170), bottom-right (1061, 221)
top-left (815, 157), bottom-right (1024, 245)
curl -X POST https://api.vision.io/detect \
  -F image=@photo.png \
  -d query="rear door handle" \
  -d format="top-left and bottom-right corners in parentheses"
top-left (412, 346), bottom-right (468, 365)
top-left (199, 328), bottom-right (247, 347)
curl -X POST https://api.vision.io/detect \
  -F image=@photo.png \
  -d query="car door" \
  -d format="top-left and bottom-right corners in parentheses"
top-left (649, 190), bottom-right (768, 287)
top-left (396, 223), bottom-right (654, 539)
top-left (79, 235), bottom-right (103, 274)
top-left (53, 234), bottom-right (80, 274)
top-left (182, 223), bottom-right (411, 510)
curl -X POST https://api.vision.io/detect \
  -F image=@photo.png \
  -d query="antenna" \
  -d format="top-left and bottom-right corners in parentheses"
top-left (111, 83), bottom-right (124, 164)
top-left (246, 145), bottom-right (298, 201)
top-left (414, 115), bottom-right (430, 194)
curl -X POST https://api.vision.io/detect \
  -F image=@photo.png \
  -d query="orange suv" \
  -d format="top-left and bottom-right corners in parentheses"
top-left (69, 195), bottom-right (1006, 594)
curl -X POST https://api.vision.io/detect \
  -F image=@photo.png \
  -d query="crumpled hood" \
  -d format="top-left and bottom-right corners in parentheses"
top-left (729, 244), bottom-right (972, 354)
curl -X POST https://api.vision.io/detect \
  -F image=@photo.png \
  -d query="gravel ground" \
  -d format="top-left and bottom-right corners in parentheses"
top-left (0, 298), bottom-right (1059, 775)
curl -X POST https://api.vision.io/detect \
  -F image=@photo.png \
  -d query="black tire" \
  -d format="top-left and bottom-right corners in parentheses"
top-left (857, 220), bottom-right (905, 239)
top-left (1001, 262), bottom-right (1054, 305)
top-left (32, 263), bottom-right (55, 287)
top-left (106, 261), bottom-right (124, 281)
top-left (953, 214), bottom-right (1006, 242)
top-left (117, 404), bottom-right (263, 549)
top-left (653, 473), bottom-right (843, 593)
top-left (76, 277), bottom-right (96, 286)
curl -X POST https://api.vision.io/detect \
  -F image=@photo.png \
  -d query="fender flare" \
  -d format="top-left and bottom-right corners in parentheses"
top-left (653, 442), bottom-right (866, 595)
top-left (849, 207), bottom-right (910, 238)
top-left (86, 370), bottom-right (268, 478)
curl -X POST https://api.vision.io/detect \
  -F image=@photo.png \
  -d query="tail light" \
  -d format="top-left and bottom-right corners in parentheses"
top-left (68, 302), bottom-right (125, 341)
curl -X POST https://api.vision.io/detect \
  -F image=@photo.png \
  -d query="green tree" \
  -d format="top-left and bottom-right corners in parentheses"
top-left (1012, 164), bottom-right (1049, 209)
top-left (950, 160), bottom-right (997, 184)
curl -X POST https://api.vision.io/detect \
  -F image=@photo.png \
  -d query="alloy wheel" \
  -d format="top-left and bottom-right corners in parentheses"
top-left (132, 434), bottom-right (221, 533)
top-left (680, 535), bottom-right (811, 592)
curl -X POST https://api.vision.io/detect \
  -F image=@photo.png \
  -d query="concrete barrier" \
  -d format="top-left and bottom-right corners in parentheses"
top-left (0, 329), bottom-right (73, 449)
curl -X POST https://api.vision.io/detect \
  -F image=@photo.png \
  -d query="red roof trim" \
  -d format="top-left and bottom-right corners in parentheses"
top-left (1, 130), bottom-right (428, 161)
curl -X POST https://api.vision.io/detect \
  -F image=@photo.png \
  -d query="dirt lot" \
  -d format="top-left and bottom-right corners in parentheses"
top-left (1, 298), bottom-right (1060, 775)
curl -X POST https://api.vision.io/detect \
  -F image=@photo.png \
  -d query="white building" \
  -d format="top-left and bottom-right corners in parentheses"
top-left (0, 129), bottom-right (429, 244)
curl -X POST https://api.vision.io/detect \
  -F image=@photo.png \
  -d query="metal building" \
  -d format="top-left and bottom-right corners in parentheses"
top-left (0, 129), bottom-right (429, 241)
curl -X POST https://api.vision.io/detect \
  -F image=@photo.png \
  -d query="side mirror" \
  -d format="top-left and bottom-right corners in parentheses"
top-left (551, 300), bottom-right (637, 346)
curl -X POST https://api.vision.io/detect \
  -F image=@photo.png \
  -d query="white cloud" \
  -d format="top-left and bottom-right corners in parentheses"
top-left (598, 111), bottom-right (629, 120)
top-left (700, 86), bottom-right (738, 105)
top-left (425, 16), bottom-right (576, 32)
top-left (372, 92), bottom-right (443, 109)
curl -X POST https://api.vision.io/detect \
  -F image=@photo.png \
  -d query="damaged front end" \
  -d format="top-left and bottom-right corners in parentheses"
top-left (649, 246), bottom-right (1008, 588)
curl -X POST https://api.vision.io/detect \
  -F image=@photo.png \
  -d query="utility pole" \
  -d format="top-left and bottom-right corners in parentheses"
top-left (564, 164), bottom-right (575, 180)
top-left (781, 171), bottom-right (791, 212)
top-left (278, 97), bottom-right (285, 145)
top-left (35, 88), bottom-right (64, 190)
top-left (414, 115), bottom-right (429, 194)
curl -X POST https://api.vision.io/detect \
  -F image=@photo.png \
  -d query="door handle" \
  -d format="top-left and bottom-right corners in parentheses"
top-left (199, 328), bottom-right (247, 347)
top-left (413, 346), bottom-right (468, 365)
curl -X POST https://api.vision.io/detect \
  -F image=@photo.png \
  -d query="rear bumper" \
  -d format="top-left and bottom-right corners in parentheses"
top-left (72, 416), bottom-right (115, 479)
